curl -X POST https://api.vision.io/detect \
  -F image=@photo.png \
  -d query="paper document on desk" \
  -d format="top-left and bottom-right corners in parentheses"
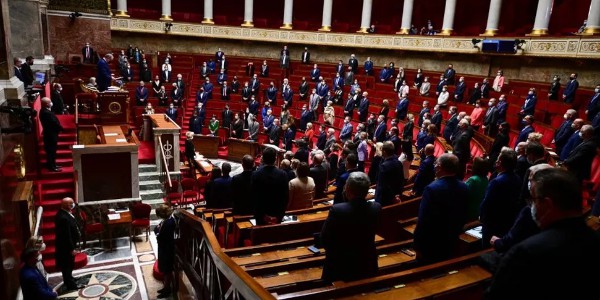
top-left (282, 215), bottom-right (299, 223)
top-left (108, 214), bottom-right (121, 221)
top-left (115, 138), bottom-right (127, 143)
top-left (249, 219), bottom-right (256, 226)
top-left (465, 226), bottom-right (483, 239)
top-left (104, 133), bottom-right (118, 136)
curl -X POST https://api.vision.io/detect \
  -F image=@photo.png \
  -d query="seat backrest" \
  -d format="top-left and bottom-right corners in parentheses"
top-left (131, 203), bottom-right (152, 219)
top-left (181, 178), bottom-right (197, 191)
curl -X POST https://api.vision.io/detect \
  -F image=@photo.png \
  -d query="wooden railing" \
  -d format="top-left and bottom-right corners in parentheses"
top-left (158, 136), bottom-right (173, 189)
top-left (175, 209), bottom-right (275, 300)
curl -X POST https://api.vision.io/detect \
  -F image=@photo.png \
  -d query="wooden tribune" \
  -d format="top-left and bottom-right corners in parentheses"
top-left (192, 134), bottom-right (220, 158)
top-left (227, 138), bottom-right (259, 162)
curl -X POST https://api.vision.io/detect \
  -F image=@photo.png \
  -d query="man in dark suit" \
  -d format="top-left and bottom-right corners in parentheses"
top-left (374, 141), bottom-right (404, 206)
top-left (219, 54), bottom-right (228, 72)
top-left (586, 84), bottom-right (600, 121)
top-left (559, 118), bottom-right (584, 161)
top-left (280, 51), bottom-right (290, 70)
top-left (333, 154), bottom-right (359, 204)
top-left (373, 115), bottom-right (387, 143)
top-left (221, 81), bottom-right (231, 100)
top-left (221, 104), bottom-right (233, 129)
top-left (496, 94), bottom-right (508, 124)
top-left (552, 109), bottom-right (576, 155)
top-left (122, 62), bottom-right (134, 82)
top-left (40, 97), bottom-right (63, 172)
top-left (480, 78), bottom-right (490, 99)
top-left (232, 155), bottom-right (256, 216)
top-left (395, 93), bottom-right (408, 120)
top-left (483, 98), bottom-right (499, 137)
top-left (250, 74), bottom-right (260, 96)
top-left (480, 150), bottom-right (523, 247)
top-left (55, 197), bottom-right (83, 290)
top-left (82, 42), bottom-right (94, 64)
top-left (217, 69), bottom-right (227, 85)
top-left (357, 92), bottom-right (370, 122)
top-left (515, 115), bottom-right (535, 147)
top-left (296, 46), bottom-right (309, 64)
top-left (316, 125), bottom-right (327, 150)
top-left (339, 117), bottom-right (353, 142)
top-left (310, 64), bottom-right (321, 82)
top-left (283, 124), bottom-right (295, 151)
top-left (135, 81), bottom-right (148, 106)
top-left (402, 114), bottom-right (415, 144)
top-left (444, 63), bottom-right (456, 84)
top-left (414, 153), bottom-right (468, 265)
top-left (320, 172), bottom-right (381, 282)
top-left (548, 75), bottom-right (561, 100)
top-left (166, 103), bottom-right (178, 123)
top-left (268, 118), bottom-right (281, 146)
top-left (562, 73), bottom-right (579, 103)
top-left (21, 56), bottom-right (35, 87)
top-left (454, 76), bottom-right (466, 102)
top-left (452, 119), bottom-right (472, 179)
top-left (20, 248), bottom-right (58, 299)
top-left (364, 57), bottom-right (374, 76)
top-left (215, 48), bottom-right (224, 63)
top-left (310, 152), bottom-right (328, 199)
top-left (252, 148), bottom-right (289, 224)
top-left (430, 105), bottom-right (442, 135)
top-left (412, 144), bottom-right (435, 196)
top-left (51, 83), bottom-right (65, 115)
top-left (96, 53), bottom-right (114, 92)
top-left (418, 101), bottom-right (431, 128)
top-left (563, 125), bottom-right (598, 182)
top-left (348, 54), bottom-right (358, 73)
top-left (485, 168), bottom-right (600, 299)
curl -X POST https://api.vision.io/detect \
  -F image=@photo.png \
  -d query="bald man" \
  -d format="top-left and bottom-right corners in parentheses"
top-left (40, 97), bottom-right (63, 172)
top-left (54, 197), bottom-right (83, 290)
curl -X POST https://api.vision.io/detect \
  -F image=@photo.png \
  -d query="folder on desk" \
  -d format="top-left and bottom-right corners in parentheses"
top-left (108, 214), bottom-right (121, 221)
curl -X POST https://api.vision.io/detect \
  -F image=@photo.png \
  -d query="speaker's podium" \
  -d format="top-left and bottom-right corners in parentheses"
top-left (72, 125), bottom-right (141, 205)
top-left (146, 114), bottom-right (181, 178)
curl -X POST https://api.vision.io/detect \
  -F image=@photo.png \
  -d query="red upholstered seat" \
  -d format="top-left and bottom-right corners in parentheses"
top-left (79, 210), bottom-right (103, 248)
top-left (131, 219), bottom-right (150, 227)
top-left (130, 202), bottom-right (152, 247)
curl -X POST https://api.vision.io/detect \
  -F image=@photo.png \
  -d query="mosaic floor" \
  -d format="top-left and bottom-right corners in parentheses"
top-left (47, 220), bottom-right (170, 300)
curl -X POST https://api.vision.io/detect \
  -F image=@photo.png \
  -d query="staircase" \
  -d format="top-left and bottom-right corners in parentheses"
top-left (37, 115), bottom-right (88, 273)
top-left (138, 164), bottom-right (166, 220)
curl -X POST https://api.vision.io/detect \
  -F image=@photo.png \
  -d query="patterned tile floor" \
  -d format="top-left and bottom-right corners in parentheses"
top-left (47, 221), bottom-right (170, 300)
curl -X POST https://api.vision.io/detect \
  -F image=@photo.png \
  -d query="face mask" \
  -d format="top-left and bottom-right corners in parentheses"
top-left (488, 101), bottom-right (493, 106)
top-left (570, 76), bottom-right (575, 80)
top-left (39, 242), bottom-right (46, 251)
top-left (530, 204), bottom-right (538, 224)
top-left (527, 181), bottom-right (531, 192)
top-left (37, 254), bottom-right (43, 262)
top-left (3, 257), bottom-right (16, 270)
top-left (564, 114), bottom-right (569, 119)
top-left (579, 132), bottom-right (583, 138)
top-left (71, 203), bottom-right (76, 210)
top-left (596, 89), bottom-right (599, 93)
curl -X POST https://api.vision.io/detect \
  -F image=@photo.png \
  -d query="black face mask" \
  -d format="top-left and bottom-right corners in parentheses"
top-left (570, 77), bottom-right (575, 80)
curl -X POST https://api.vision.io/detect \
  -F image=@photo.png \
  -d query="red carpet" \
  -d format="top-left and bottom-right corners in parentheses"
top-left (138, 140), bottom-right (155, 164)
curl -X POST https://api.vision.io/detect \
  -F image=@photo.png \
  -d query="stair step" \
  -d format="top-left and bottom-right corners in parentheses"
top-left (139, 164), bottom-right (158, 172)
top-left (140, 189), bottom-right (164, 201)
top-left (139, 180), bottom-right (163, 191)
top-left (41, 187), bottom-right (74, 196)
top-left (139, 171), bottom-right (160, 181)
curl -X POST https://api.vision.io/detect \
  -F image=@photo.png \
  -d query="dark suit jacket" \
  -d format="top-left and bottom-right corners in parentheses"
top-left (252, 165), bottom-right (289, 224)
top-left (166, 108), bottom-right (178, 122)
top-left (445, 68), bottom-right (456, 84)
top-left (21, 63), bottom-right (34, 86)
top-left (40, 108), bottom-right (62, 141)
top-left (515, 125), bottom-right (534, 147)
top-left (232, 170), bottom-right (255, 215)
top-left (488, 132), bottom-right (509, 164)
top-left (548, 81), bottom-right (560, 100)
top-left (485, 217), bottom-right (600, 299)
top-left (333, 168), bottom-right (359, 204)
top-left (563, 139), bottom-right (598, 181)
top-left (413, 155), bottom-right (435, 195)
top-left (496, 101), bottom-right (508, 124)
top-left (50, 90), bottom-right (65, 114)
top-left (554, 120), bottom-right (573, 154)
top-left (479, 172), bottom-right (522, 245)
top-left (414, 176), bottom-right (468, 264)
top-left (20, 265), bottom-right (57, 300)
top-left (268, 125), bottom-right (281, 145)
top-left (560, 131), bottom-right (582, 161)
top-left (587, 93), bottom-right (600, 121)
top-left (402, 121), bottom-right (414, 142)
top-left (418, 108), bottom-right (430, 127)
top-left (396, 98), bottom-right (408, 120)
top-left (492, 205), bottom-right (540, 253)
top-left (54, 209), bottom-right (80, 263)
top-left (97, 58), bottom-right (112, 91)
top-left (454, 82), bottom-right (466, 101)
top-left (431, 111), bottom-right (442, 134)
top-left (375, 155), bottom-right (404, 206)
top-left (452, 130), bottom-right (471, 162)
top-left (563, 79), bottom-right (579, 103)
top-left (374, 122), bottom-right (387, 142)
top-left (321, 198), bottom-right (381, 282)
top-left (358, 98), bottom-right (369, 121)
top-left (310, 164), bottom-right (328, 199)
top-left (521, 96), bottom-right (536, 116)
top-left (316, 131), bottom-right (326, 150)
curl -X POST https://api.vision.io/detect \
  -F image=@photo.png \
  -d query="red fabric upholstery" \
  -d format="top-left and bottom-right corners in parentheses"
top-left (132, 219), bottom-right (150, 227)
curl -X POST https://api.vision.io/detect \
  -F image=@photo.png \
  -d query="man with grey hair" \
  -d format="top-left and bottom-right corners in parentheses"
top-left (552, 108), bottom-right (577, 155)
top-left (486, 168), bottom-right (600, 299)
top-left (414, 153), bottom-right (468, 265)
top-left (97, 53), bottom-right (114, 91)
top-left (320, 172), bottom-right (381, 282)
top-left (309, 151), bottom-right (328, 199)
top-left (247, 114), bottom-right (259, 141)
top-left (452, 118), bottom-right (472, 179)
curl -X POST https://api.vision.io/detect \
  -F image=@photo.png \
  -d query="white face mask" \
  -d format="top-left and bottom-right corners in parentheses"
top-left (530, 203), bottom-right (538, 224)
top-left (37, 254), bottom-right (43, 262)
top-left (71, 203), bottom-right (76, 210)
top-left (488, 101), bottom-right (493, 106)
top-left (39, 242), bottom-right (46, 251)
top-left (564, 114), bottom-right (569, 119)
top-left (579, 132), bottom-right (583, 138)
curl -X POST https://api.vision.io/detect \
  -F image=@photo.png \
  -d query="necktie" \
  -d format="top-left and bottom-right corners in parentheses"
top-left (223, 88), bottom-right (226, 97)
top-left (86, 47), bottom-right (89, 58)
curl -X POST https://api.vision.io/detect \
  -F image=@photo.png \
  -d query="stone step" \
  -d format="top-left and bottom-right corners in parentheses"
top-left (139, 180), bottom-right (162, 191)
top-left (140, 189), bottom-right (164, 201)
top-left (139, 164), bottom-right (157, 173)
top-left (139, 172), bottom-right (160, 181)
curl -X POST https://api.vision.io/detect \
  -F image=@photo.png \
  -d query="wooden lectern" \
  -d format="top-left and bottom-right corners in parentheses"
top-left (72, 125), bottom-right (140, 204)
top-left (148, 114), bottom-right (181, 176)
top-left (191, 135), bottom-right (220, 158)
top-left (75, 92), bottom-right (131, 125)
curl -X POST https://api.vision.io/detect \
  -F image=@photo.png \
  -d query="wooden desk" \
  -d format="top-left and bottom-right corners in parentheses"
top-left (194, 156), bottom-right (214, 174)
top-left (106, 211), bottom-right (132, 251)
top-left (100, 125), bottom-right (129, 144)
top-left (192, 135), bottom-right (220, 158)
top-left (148, 114), bottom-right (181, 174)
top-left (228, 138), bottom-right (259, 162)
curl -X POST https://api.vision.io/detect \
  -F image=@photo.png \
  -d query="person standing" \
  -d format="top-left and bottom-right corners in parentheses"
top-left (51, 83), bottom-right (65, 115)
top-left (485, 168), bottom-right (600, 299)
top-left (374, 141), bottom-right (404, 206)
top-left (97, 53), bottom-right (114, 92)
top-left (320, 172), bottom-right (381, 283)
top-left (252, 147), bottom-right (289, 225)
top-left (54, 197), bottom-right (83, 291)
top-left (154, 204), bottom-right (177, 299)
top-left (413, 154), bottom-right (468, 265)
top-left (81, 42), bottom-right (94, 64)
top-left (40, 97), bottom-right (63, 172)
top-left (19, 248), bottom-right (58, 300)
top-left (562, 73), bottom-right (579, 103)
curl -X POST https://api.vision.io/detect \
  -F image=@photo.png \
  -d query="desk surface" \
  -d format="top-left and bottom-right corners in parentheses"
top-left (107, 211), bottom-right (132, 225)
top-left (149, 114), bottom-right (180, 130)
top-left (101, 125), bottom-right (129, 144)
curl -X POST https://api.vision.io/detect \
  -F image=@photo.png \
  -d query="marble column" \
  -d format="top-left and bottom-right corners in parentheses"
top-left (481, 0), bottom-right (502, 36)
top-left (584, 0), bottom-right (600, 35)
top-left (319, 0), bottom-right (333, 31)
top-left (8, 0), bottom-right (44, 57)
top-left (202, 0), bottom-right (214, 24)
top-left (529, 0), bottom-right (553, 36)
top-left (115, 0), bottom-right (129, 17)
top-left (159, 0), bottom-right (172, 21)
top-left (440, 0), bottom-right (457, 35)
top-left (1, 0), bottom-right (26, 106)
top-left (241, 0), bottom-right (254, 27)
top-left (397, 0), bottom-right (414, 34)
top-left (357, 0), bottom-right (373, 33)
top-left (281, 0), bottom-right (293, 29)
